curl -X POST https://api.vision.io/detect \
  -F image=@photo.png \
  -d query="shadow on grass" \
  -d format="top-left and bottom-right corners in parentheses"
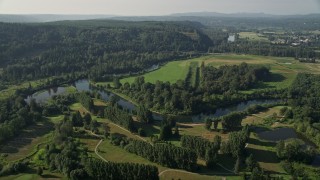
top-left (217, 154), bottom-right (236, 170)
top-left (252, 82), bottom-right (275, 89)
top-left (134, 121), bottom-right (160, 136)
top-left (246, 147), bottom-right (279, 164)
top-left (41, 174), bottom-right (60, 178)
top-left (0, 120), bottom-right (54, 154)
top-left (196, 167), bottom-right (235, 176)
top-left (248, 137), bottom-right (276, 147)
top-left (266, 73), bottom-right (286, 82)
top-left (176, 124), bottom-right (193, 129)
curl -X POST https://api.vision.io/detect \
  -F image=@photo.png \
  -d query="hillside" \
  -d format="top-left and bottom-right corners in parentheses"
top-left (0, 20), bottom-right (212, 82)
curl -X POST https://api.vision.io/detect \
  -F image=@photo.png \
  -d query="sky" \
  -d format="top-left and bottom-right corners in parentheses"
top-left (0, 0), bottom-right (319, 16)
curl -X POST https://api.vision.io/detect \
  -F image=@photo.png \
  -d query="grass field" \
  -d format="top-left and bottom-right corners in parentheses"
top-left (120, 60), bottom-right (190, 84)
top-left (0, 79), bottom-right (44, 100)
top-left (239, 32), bottom-right (269, 42)
top-left (177, 123), bottom-right (229, 142)
top-left (1, 170), bottom-right (65, 180)
top-left (242, 106), bottom-right (286, 126)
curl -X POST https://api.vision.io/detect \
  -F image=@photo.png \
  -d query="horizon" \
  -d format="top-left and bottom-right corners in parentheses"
top-left (0, 11), bottom-right (320, 16)
top-left (0, 0), bottom-right (319, 16)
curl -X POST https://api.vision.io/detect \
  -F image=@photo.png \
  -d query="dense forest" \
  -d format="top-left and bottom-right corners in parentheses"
top-left (288, 73), bottom-right (320, 146)
top-left (0, 97), bottom-right (42, 144)
top-left (0, 20), bottom-right (212, 83)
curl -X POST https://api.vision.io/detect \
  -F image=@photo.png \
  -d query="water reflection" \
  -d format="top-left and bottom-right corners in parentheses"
top-left (25, 79), bottom-right (280, 122)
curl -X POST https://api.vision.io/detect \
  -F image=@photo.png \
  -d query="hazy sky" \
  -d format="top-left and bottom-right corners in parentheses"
top-left (0, 0), bottom-right (319, 15)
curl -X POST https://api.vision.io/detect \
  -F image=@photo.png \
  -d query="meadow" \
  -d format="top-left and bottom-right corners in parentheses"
top-left (238, 32), bottom-right (269, 42)
top-left (120, 54), bottom-right (320, 93)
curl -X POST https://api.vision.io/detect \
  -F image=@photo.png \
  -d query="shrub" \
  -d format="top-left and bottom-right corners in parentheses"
top-left (138, 128), bottom-right (146, 137)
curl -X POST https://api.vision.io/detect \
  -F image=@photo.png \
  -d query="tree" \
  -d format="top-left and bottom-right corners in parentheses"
top-left (83, 113), bottom-right (92, 127)
top-left (205, 118), bottom-right (212, 130)
top-left (234, 157), bottom-right (240, 174)
top-left (113, 77), bottom-right (121, 89)
top-left (90, 120), bottom-right (99, 133)
top-left (213, 120), bottom-right (219, 130)
top-left (205, 148), bottom-right (217, 169)
top-left (37, 167), bottom-right (43, 176)
top-left (137, 105), bottom-right (153, 123)
top-left (249, 167), bottom-right (266, 180)
top-left (71, 111), bottom-right (83, 127)
top-left (103, 123), bottom-right (110, 138)
top-left (276, 140), bottom-right (285, 159)
top-left (159, 124), bottom-right (172, 141)
top-left (221, 112), bottom-right (244, 131)
top-left (174, 126), bottom-right (179, 137)
top-left (245, 154), bottom-right (258, 172)
top-left (213, 135), bottom-right (222, 150)
top-left (138, 128), bottom-right (146, 137)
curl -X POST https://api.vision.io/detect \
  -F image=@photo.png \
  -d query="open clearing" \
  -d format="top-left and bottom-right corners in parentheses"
top-left (242, 106), bottom-right (286, 126)
top-left (238, 32), bottom-right (269, 42)
top-left (120, 60), bottom-right (190, 84)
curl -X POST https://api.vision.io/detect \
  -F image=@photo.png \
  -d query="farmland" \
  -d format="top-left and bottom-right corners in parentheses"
top-left (238, 32), bottom-right (269, 42)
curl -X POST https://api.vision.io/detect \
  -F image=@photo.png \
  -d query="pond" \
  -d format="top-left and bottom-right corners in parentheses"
top-left (258, 127), bottom-right (298, 142)
top-left (257, 127), bottom-right (320, 166)
top-left (25, 79), bottom-right (280, 122)
top-left (25, 87), bottom-right (67, 104)
top-left (25, 79), bottom-right (136, 112)
top-left (228, 34), bottom-right (235, 42)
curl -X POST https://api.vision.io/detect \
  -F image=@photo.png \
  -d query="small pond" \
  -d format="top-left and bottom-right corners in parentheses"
top-left (228, 35), bottom-right (235, 42)
top-left (258, 127), bottom-right (298, 142)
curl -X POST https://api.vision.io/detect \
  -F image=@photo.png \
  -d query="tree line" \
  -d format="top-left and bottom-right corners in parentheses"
top-left (125, 139), bottom-right (197, 171)
top-left (288, 73), bottom-right (320, 146)
top-left (181, 135), bottom-right (221, 168)
top-left (103, 104), bottom-right (135, 132)
top-left (200, 62), bottom-right (270, 94)
top-left (0, 96), bottom-right (42, 144)
top-left (84, 158), bottom-right (159, 180)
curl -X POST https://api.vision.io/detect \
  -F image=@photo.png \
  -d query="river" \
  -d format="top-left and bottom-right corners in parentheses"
top-left (25, 79), bottom-right (280, 122)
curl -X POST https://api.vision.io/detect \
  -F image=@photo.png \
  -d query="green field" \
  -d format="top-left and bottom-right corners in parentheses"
top-left (1, 171), bottom-right (65, 180)
top-left (239, 32), bottom-right (269, 42)
top-left (119, 54), bottom-right (320, 93)
top-left (242, 106), bottom-right (286, 126)
top-left (120, 60), bottom-right (191, 84)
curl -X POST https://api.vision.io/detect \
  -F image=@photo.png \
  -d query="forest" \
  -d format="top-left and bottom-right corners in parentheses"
top-left (0, 21), bottom-right (212, 83)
